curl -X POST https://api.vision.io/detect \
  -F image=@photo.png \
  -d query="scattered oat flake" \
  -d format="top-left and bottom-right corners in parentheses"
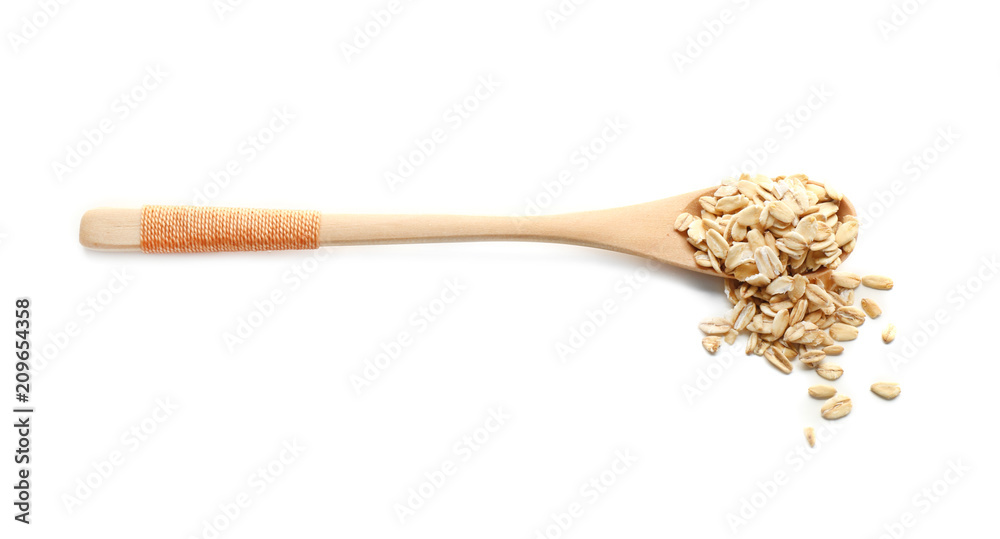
top-left (702, 336), bottom-right (722, 353)
top-left (798, 350), bottom-right (825, 367)
top-left (821, 394), bottom-right (852, 420)
top-left (674, 212), bottom-right (695, 232)
top-left (834, 306), bottom-right (866, 326)
top-left (832, 271), bottom-right (861, 289)
top-left (808, 385), bottom-right (837, 399)
top-left (764, 347), bottom-right (793, 374)
top-left (882, 323), bottom-right (897, 343)
top-left (804, 427), bottom-right (816, 447)
top-left (871, 382), bottom-right (901, 400)
top-left (862, 275), bottom-right (893, 290)
top-left (699, 317), bottom-right (731, 335)
top-left (861, 298), bottom-right (882, 318)
top-left (828, 323), bottom-right (859, 342)
top-left (816, 363), bottom-right (843, 381)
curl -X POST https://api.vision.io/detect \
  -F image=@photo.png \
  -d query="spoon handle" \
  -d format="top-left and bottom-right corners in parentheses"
top-left (79, 205), bottom-right (605, 253)
top-left (79, 202), bottom-right (698, 274)
top-left (320, 212), bottom-right (577, 246)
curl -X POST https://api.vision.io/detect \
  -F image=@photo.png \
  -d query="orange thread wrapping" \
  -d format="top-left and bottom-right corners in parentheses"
top-left (140, 206), bottom-right (321, 253)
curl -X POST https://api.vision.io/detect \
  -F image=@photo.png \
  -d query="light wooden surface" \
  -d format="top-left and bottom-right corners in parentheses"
top-left (79, 208), bottom-right (142, 251)
top-left (79, 188), bottom-right (856, 278)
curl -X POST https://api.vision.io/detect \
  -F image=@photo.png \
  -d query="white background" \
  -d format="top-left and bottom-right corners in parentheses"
top-left (2, 1), bottom-right (999, 537)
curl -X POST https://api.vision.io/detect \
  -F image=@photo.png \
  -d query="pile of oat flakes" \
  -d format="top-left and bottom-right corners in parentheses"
top-left (677, 174), bottom-right (899, 444)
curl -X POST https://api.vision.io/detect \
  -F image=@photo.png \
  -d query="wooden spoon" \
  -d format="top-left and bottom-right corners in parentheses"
top-left (79, 187), bottom-right (856, 278)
